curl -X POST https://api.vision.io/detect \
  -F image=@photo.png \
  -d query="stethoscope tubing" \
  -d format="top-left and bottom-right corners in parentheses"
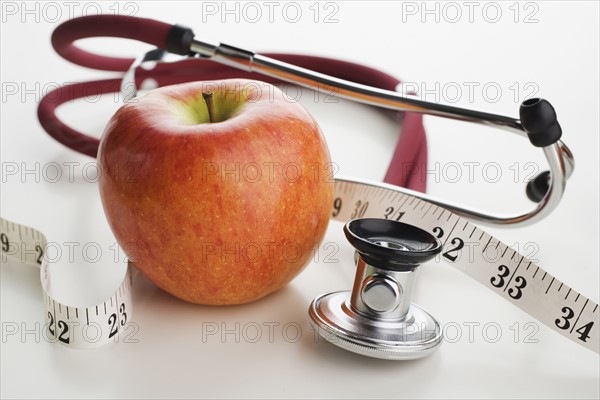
top-left (39, 14), bottom-right (429, 192)
top-left (38, 14), bottom-right (574, 227)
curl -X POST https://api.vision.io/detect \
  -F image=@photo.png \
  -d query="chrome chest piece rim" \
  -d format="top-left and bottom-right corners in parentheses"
top-left (308, 218), bottom-right (444, 360)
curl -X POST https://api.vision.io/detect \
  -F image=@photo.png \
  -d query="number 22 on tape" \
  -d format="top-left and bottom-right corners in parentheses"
top-left (1, 177), bottom-right (598, 352)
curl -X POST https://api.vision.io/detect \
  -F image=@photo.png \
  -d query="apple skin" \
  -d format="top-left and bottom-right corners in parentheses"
top-left (98, 79), bottom-right (333, 305)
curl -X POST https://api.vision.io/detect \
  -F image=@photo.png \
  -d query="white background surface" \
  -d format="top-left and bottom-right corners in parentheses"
top-left (1, 1), bottom-right (599, 398)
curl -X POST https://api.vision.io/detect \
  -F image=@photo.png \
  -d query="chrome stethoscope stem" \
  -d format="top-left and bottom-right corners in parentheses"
top-left (185, 39), bottom-right (574, 227)
top-left (192, 41), bottom-right (523, 132)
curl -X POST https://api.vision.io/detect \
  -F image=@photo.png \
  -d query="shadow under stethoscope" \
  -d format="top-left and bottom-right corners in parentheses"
top-left (299, 324), bottom-right (444, 370)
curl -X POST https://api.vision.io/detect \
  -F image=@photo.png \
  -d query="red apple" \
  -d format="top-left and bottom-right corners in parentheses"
top-left (98, 79), bottom-right (333, 305)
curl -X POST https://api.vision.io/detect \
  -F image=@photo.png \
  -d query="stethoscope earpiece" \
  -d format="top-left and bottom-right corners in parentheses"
top-left (309, 218), bottom-right (444, 360)
top-left (40, 15), bottom-right (575, 226)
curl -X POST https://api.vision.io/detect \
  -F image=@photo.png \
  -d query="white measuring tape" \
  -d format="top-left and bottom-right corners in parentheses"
top-left (1, 177), bottom-right (598, 353)
top-left (1, 221), bottom-right (134, 349)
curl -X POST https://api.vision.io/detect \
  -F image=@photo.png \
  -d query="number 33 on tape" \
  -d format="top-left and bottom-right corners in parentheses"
top-left (1, 177), bottom-right (599, 353)
top-left (330, 178), bottom-right (599, 354)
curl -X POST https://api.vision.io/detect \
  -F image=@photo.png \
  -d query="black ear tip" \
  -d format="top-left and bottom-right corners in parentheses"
top-left (526, 171), bottom-right (551, 202)
top-left (519, 98), bottom-right (562, 147)
top-left (521, 97), bottom-right (544, 107)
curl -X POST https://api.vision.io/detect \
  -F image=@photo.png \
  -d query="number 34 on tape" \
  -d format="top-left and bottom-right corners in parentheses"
top-left (1, 177), bottom-right (599, 353)
top-left (330, 178), bottom-right (599, 354)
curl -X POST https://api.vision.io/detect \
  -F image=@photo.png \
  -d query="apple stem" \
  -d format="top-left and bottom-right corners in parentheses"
top-left (202, 92), bottom-right (216, 123)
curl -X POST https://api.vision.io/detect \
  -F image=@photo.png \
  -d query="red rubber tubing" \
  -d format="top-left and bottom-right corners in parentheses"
top-left (39, 15), bottom-right (428, 191)
top-left (51, 14), bottom-right (172, 72)
top-left (37, 79), bottom-right (122, 158)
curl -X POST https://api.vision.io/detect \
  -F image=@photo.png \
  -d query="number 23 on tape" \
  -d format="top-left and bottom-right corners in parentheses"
top-left (1, 217), bottom-right (135, 349)
top-left (1, 177), bottom-right (599, 353)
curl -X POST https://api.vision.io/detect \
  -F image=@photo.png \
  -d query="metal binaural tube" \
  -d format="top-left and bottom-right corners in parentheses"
top-left (188, 39), bottom-right (574, 227)
top-left (197, 41), bottom-right (525, 133)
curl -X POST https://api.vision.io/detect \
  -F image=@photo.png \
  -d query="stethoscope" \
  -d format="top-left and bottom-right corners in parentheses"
top-left (37, 15), bottom-right (576, 359)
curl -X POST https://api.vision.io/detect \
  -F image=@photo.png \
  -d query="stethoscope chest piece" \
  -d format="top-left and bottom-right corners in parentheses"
top-left (309, 218), bottom-right (443, 360)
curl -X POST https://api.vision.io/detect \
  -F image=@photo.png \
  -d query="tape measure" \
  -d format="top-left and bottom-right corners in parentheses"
top-left (1, 177), bottom-right (598, 353)
top-left (1, 220), bottom-right (134, 349)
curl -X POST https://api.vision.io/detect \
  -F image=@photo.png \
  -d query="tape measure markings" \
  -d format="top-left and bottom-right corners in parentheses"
top-left (1, 177), bottom-right (598, 352)
top-left (330, 178), bottom-right (599, 353)
top-left (2, 217), bottom-right (134, 348)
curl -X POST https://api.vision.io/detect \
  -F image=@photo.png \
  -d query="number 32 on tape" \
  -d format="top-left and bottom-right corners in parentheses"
top-left (331, 178), bottom-right (599, 354)
top-left (1, 177), bottom-right (599, 353)
top-left (1, 217), bottom-right (134, 349)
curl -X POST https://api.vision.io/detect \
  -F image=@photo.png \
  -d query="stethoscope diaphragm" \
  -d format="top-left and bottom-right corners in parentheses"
top-left (309, 218), bottom-right (444, 360)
